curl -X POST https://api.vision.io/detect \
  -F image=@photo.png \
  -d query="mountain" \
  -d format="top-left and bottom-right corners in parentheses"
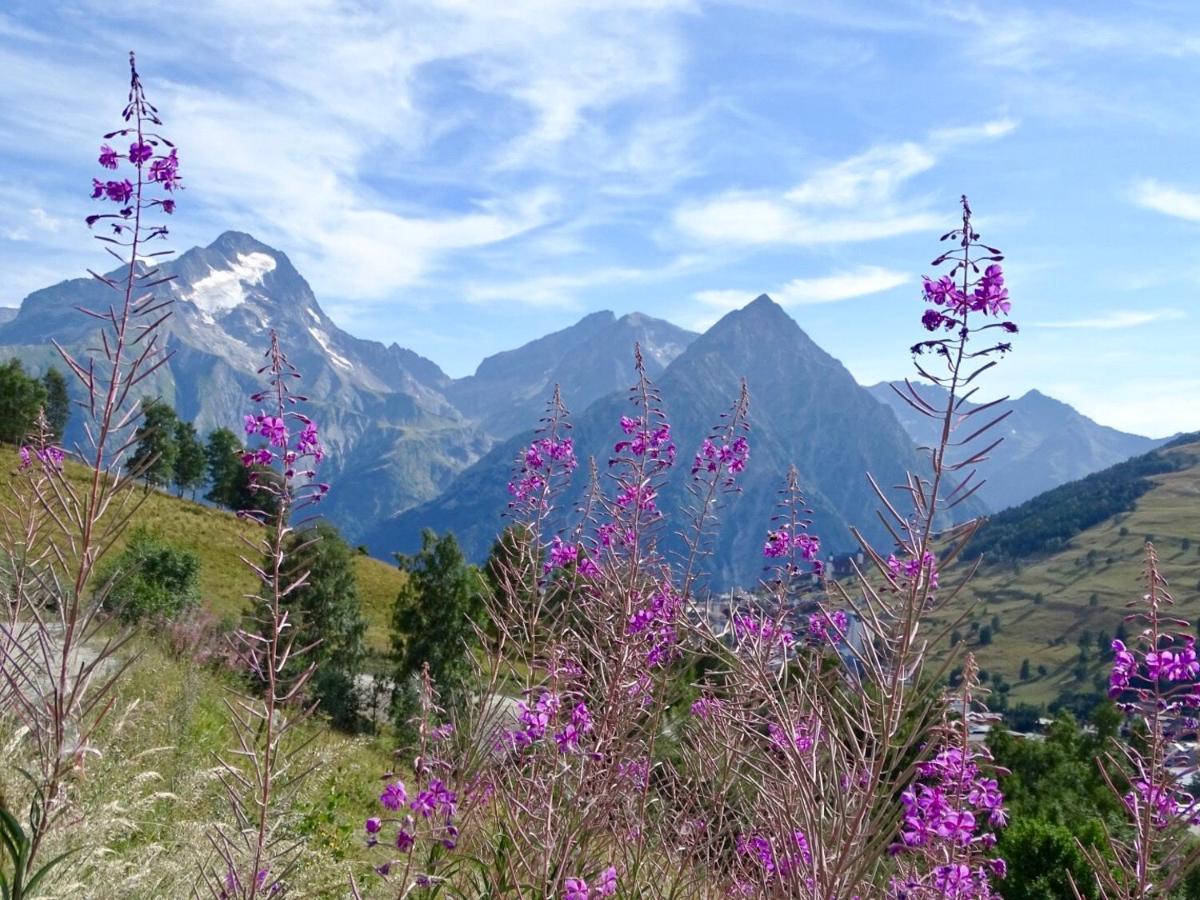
top-left (367, 295), bottom-right (976, 588)
top-left (869, 381), bottom-right (1166, 511)
top-left (447, 310), bottom-right (695, 440)
top-left (0, 232), bottom-right (488, 540)
top-left (0, 308), bottom-right (15, 326)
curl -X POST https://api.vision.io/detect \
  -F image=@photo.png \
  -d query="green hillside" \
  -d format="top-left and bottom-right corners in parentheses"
top-left (940, 438), bottom-right (1200, 706)
top-left (0, 446), bottom-right (405, 651)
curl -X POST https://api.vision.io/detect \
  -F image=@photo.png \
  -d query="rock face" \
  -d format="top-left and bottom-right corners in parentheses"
top-left (0, 232), bottom-right (486, 540)
top-left (446, 310), bottom-right (695, 440)
top-left (367, 295), bottom-right (974, 589)
top-left (869, 381), bottom-right (1166, 510)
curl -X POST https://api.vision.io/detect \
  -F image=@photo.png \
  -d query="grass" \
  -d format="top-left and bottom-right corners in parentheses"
top-left (1, 637), bottom-right (395, 898)
top-left (0, 445), bottom-right (405, 651)
top-left (934, 439), bottom-right (1200, 706)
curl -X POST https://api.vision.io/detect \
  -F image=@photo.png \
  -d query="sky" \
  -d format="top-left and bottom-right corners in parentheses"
top-left (1, 0), bottom-right (1198, 436)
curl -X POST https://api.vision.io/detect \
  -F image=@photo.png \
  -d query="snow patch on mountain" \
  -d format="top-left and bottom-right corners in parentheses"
top-left (182, 252), bottom-right (276, 314)
top-left (307, 326), bottom-right (353, 370)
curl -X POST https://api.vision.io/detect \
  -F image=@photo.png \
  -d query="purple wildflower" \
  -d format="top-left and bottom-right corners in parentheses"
top-left (149, 148), bottom-right (181, 190)
top-left (128, 140), bottom-right (153, 165)
top-left (379, 781), bottom-right (407, 811)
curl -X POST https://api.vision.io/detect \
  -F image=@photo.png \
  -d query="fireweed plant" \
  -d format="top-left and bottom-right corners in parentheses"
top-left (0, 52), bottom-right (181, 895)
top-left (353, 199), bottom-right (1024, 897)
top-left (1079, 543), bottom-right (1200, 898)
top-left (198, 332), bottom-right (329, 899)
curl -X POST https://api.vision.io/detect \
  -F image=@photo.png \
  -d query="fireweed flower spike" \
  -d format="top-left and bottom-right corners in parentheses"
top-left (202, 331), bottom-right (327, 898)
top-left (1080, 543), bottom-right (1200, 896)
top-left (0, 52), bottom-right (185, 896)
top-left (889, 657), bottom-right (1008, 899)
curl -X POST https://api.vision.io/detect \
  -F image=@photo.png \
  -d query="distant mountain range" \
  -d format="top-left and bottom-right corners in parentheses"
top-left (1, 232), bottom-right (1173, 585)
top-left (0, 307), bottom-right (16, 326)
top-left (868, 381), bottom-right (1169, 510)
top-left (367, 295), bottom-right (979, 588)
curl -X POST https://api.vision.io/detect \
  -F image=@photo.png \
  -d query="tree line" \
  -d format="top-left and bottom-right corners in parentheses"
top-left (128, 397), bottom-right (279, 512)
top-left (966, 436), bottom-right (1199, 561)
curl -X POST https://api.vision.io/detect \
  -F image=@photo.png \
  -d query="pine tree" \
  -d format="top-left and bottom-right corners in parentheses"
top-left (391, 529), bottom-right (485, 731)
top-left (40, 367), bottom-right (70, 441)
top-left (204, 426), bottom-right (242, 508)
top-left (0, 358), bottom-right (47, 444)
top-left (172, 420), bottom-right (207, 499)
top-left (279, 521), bottom-right (367, 731)
top-left (128, 398), bottom-right (179, 488)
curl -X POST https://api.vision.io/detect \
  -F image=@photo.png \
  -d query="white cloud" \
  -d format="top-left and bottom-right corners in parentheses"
top-left (463, 253), bottom-right (706, 307)
top-left (784, 143), bottom-right (935, 207)
top-left (1032, 309), bottom-right (1186, 330)
top-left (1132, 178), bottom-right (1200, 222)
top-left (0, 0), bottom-right (695, 304)
top-left (695, 264), bottom-right (910, 314)
top-left (675, 118), bottom-right (1016, 246)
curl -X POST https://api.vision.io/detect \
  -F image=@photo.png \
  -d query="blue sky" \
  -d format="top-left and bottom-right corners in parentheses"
top-left (2, 1), bottom-right (1198, 436)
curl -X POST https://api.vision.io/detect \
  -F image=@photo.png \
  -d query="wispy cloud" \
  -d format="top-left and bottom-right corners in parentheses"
top-left (0, 0), bottom-right (696, 304)
top-left (689, 264), bottom-right (910, 329)
top-left (462, 253), bottom-right (706, 308)
top-left (673, 118), bottom-right (1016, 246)
top-left (1132, 178), bottom-right (1200, 223)
top-left (1032, 309), bottom-right (1186, 330)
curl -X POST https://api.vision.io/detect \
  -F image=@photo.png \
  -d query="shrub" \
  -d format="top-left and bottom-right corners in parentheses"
top-left (96, 525), bottom-right (201, 623)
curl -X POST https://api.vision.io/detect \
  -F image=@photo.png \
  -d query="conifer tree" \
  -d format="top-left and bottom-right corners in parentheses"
top-left (172, 419), bottom-right (207, 499)
top-left (279, 520), bottom-right (367, 730)
top-left (40, 367), bottom-right (70, 440)
top-left (204, 426), bottom-right (242, 508)
top-left (128, 398), bottom-right (179, 488)
top-left (0, 358), bottom-right (47, 444)
top-left (390, 529), bottom-right (485, 730)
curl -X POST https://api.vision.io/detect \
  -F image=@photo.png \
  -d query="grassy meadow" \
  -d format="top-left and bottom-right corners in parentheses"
top-left (0, 445), bottom-right (406, 652)
top-left (937, 439), bottom-right (1200, 706)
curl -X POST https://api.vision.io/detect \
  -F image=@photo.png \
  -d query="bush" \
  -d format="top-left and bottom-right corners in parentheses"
top-left (96, 525), bottom-right (201, 623)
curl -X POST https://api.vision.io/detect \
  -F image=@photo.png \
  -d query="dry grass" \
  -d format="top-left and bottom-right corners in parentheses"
top-left (0, 639), bottom-right (393, 898)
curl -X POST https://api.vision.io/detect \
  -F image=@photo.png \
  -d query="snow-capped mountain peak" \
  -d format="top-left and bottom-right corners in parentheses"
top-left (182, 251), bottom-right (277, 315)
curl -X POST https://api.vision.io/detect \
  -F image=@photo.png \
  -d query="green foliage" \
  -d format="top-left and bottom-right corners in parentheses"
top-left (967, 440), bottom-right (1197, 560)
top-left (390, 529), bottom-right (486, 731)
top-left (128, 398), bottom-right (179, 488)
top-left (280, 521), bottom-right (368, 731)
top-left (38, 368), bottom-right (69, 442)
top-left (95, 525), bottom-right (200, 623)
top-left (204, 426), bottom-right (242, 508)
top-left (998, 817), bottom-right (1102, 899)
top-left (0, 359), bottom-right (47, 445)
top-left (990, 710), bottom-right (1127, 898)
top-left (171, 420), bottom-right (206, 499)
top-left (0, 772), bottom-right (78, 900)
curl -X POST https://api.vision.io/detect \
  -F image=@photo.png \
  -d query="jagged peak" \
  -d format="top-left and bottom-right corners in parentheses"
top-left (207, 230), bottom-right (277, 256)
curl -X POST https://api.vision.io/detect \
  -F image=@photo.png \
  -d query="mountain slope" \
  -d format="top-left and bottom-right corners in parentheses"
top-left (368, 295), bottom-right (972, 588)
top-left (0, 232), bottom-right (487, 541)
top-left (869, 381), bottom-right (1165, 510)
top-left (0, 446), bottom-right (404, 649)
top-left (447, 310), bottom-right (696, 441)
top-left (937, 436), bottom-right (1200, 706)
